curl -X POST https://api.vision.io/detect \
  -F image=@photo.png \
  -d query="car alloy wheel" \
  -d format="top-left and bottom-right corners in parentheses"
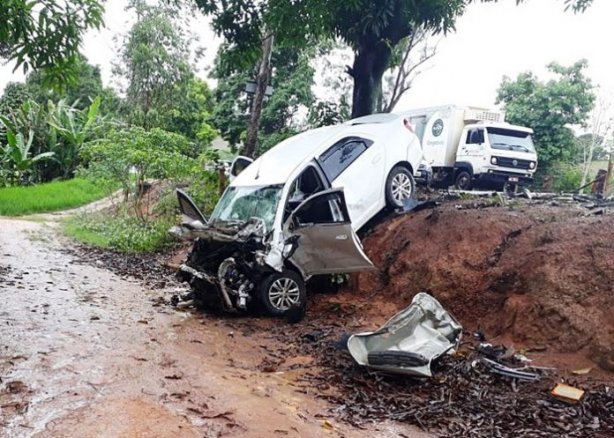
top-left (268, 277), bottom-right (301, 311)
top-left (391, 173), bottom-right (413, 203)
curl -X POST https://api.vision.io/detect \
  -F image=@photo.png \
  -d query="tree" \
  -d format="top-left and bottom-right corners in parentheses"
top-left (496, 60), bottom-right (595, 170)
top-left (81, 127), bottom-right (195, 218)
top-left (23, 56), bottom-right (119, 112)
top-left (48, 97), bottom-right (107, 178)
top-left (194, 0), bottom-right (593, 118)
top-left (0, 122), bottom-right (54, 186)
top-left (114, 1), bottom-right (194, 129)
top-left (157, 77), bottom-right (217, 146)
top-left (380, 27), bottom-right (438, 112)
top-left (210, 46), bottom-right (315, 155)
top-left (578, 96), bottom-right (612, 190)
top-left (0, 83), bottom-right (31, 117)
top-left (0, 0), bottom-right (104, 85)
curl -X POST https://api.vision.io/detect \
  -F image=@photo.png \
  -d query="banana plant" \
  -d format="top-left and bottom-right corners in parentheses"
top-left (1, 128), bottom-right (55, 185)
top-left (47, 97), bottom-right (103, 178)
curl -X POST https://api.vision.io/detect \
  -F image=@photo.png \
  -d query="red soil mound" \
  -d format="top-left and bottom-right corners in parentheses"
top-left (351, 204), bottom-right (614, 371)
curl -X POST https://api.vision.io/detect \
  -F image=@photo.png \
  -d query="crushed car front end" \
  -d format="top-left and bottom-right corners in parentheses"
top-left (176, 218), bottom-right (278, 312)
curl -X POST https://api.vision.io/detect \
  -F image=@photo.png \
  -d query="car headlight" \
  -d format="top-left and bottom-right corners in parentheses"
top-left (529, 162), bottom-right (536, 169)
top-left (491, 157), bottom-right (498, 165)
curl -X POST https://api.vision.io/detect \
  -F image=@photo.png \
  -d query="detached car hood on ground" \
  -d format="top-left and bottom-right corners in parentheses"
top-left (347, 292), bottom-right (462, 377)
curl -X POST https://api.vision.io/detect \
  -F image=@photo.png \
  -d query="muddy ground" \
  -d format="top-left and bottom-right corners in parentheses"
top-left (0, 218), bottom-right (427, 438)
top-left (1, 197), bottom-right (613, 437)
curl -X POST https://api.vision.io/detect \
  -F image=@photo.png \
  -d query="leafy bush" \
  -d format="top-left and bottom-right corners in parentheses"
top-left (80, 127), bottom-right (196, 218)
top-left (550, 162), bottom-right (583, 192)
top-left (0, 97), bottom-right (109, 185)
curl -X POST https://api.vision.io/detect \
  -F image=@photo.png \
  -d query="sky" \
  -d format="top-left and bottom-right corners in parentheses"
top-left (1, 0), bottom-right (613, 113)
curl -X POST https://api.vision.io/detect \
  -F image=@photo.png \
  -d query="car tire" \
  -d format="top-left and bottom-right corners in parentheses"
top-left (455, 170), bottom-right (473, 190)
top-left (385, 165), bottom-right (416, 209)
top-left (258, 270), bottom-right (307, 317)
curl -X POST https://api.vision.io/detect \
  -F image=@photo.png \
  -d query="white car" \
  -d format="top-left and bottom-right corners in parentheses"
top-left (172, 113), bottom-right (423, 318)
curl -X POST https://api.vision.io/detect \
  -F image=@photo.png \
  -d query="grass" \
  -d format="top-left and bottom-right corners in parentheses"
top-left (0, 178), bottom-right (110, 216)
top-left (63, 211), bottom-right (176, 253)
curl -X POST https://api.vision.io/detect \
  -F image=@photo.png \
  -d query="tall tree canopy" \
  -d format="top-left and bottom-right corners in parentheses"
top-left (0, 0), bottom-right (104, 85)
top-left (20, 55), bottom-right (119, 112)
top-left (114, 1), bottom-right (194, 128)
top-left (496, 60), bottom-right (595, 169)
top-left (194, 0), bottom-right (593, 118)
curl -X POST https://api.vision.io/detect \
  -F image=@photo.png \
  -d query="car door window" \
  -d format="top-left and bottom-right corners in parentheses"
top-left (293, 192), bottom-right (347, 226)
top-left (285, 166), bottom-right (326, 221)
top-left (318, 137), bottom-right (372, 182)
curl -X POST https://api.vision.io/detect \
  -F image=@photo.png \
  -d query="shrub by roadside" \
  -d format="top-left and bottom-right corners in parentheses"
top-left (0, 178), bottom-right (110, 216)
top-left (63, 210), bottom-right (176, 253)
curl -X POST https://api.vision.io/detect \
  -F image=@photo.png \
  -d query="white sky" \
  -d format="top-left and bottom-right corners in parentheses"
top-left (1, 0), bottom-right (613, 112)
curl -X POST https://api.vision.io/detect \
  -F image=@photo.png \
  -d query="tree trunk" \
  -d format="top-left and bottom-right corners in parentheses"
top-left (243, 33), bottom-right (274, 158)
top-left (606, 153), bottom-right (614, 195)
top-left (350, 42), bottom-right (393, 118)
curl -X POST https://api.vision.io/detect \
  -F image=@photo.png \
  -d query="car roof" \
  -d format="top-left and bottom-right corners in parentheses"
top-left (232, 114), bottom-right (404, 187)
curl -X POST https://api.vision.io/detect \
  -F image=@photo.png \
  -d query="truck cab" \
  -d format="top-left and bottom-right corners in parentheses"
top-left (456, 123), bottom-right (537, 190)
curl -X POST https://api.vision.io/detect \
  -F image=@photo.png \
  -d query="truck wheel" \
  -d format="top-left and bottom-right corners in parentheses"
top-left (455, 170), bottom-right (473, 190)
top-left (385, 165), bottom-right (415, 208)
top-left (258, 270), bottom-right (306, 317)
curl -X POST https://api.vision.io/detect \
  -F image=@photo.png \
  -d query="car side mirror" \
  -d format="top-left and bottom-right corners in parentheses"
top-left (229, 156), bottom-right (253, 178)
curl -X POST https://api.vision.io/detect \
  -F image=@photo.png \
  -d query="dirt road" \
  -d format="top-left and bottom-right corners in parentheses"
top-left (0, 218), bottom-right (427, 438)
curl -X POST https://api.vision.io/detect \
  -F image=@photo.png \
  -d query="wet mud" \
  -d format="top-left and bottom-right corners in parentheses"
top-left (0, 218), bottom-right (426, 438)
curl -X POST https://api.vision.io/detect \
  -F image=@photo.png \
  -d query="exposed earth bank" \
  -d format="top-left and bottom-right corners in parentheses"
top-left (350, 201), bottom-right (614, 371)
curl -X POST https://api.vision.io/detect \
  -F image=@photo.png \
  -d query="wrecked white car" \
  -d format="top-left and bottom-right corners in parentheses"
top-left (171, 114), bottom-right (423, 317)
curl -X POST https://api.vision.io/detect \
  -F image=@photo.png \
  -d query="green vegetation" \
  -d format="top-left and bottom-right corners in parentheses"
top-left (63, 211), bottom-right (176, 253)
top-left (497, 60), bottom-right (595, 171)
top-left (0, 178), bottom-right (108, 216)
top-left (195, 0), bottom-right (593, 117)
top-left (0, 0), bottom-right (104, 85)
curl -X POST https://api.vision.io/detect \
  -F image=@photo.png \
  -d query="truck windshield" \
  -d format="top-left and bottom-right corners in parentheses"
top-left (210, 185), bottom-right (283, 230)
top-left (487, 128), bottom-right (535, 153)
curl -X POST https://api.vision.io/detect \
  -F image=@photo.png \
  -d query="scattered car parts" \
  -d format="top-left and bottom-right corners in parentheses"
top-left (346, 292), bottom-right (462, 377)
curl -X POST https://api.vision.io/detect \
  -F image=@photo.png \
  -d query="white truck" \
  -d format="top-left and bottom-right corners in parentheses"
top-left (401, 105), bottom-right (538, 191)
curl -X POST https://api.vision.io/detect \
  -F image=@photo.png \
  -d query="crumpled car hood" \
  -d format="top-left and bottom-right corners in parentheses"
top-left (347, 292), bottom-right (462, 377)
top-left (169, 217), bottom-right (267, 243)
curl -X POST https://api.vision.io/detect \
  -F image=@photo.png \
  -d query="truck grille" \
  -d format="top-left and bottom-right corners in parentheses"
top-left (495, 156), bottom-right (532, 170)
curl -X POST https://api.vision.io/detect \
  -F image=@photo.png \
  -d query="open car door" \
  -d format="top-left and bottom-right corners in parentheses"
top-left (284, 188), bottom-right (374, 276)
top-left (229, 155), bottom-right (253, 181)
top-left (176, 189), bottom-right (208, 225)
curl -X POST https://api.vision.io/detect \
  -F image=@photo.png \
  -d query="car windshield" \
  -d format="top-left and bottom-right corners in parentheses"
top-left (210, 185), bottom-right (283, 230)
top-left (488, 127), bottom-right (535, 153)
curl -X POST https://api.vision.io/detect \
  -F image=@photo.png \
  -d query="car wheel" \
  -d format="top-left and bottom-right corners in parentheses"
top-left (455, 170), bottom-right (473, 190)
top-left (258, 270), bottom-right (306, 317)
top-left (385, 165), bottom-right (416, 208)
